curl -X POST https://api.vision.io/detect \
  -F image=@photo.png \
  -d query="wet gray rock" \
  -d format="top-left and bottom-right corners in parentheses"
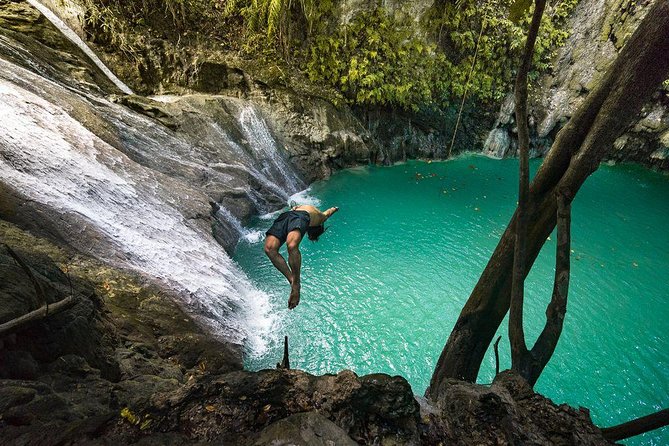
top-left (0, 222), bottom-right (242, 445)
top-left (252, 411), bottom-right (358, 446)
top-left (142, 369), bottom-right (421, 445)
top-left (248, 86), bottom-right (375, 182)
top-left (0, 244), bottom-right (120, 381)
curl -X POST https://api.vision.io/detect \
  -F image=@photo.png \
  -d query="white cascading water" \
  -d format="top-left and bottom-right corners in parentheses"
top-left (237, 104), bottom-right (304, 194)
top-left (482, 128), bottom-right (510, 159)
top-left (24, 0), bottom-right (133, 95)
top-left (0, 0), bottom-right (316, 356)
top-left (1, 58), bottom-right (310, 366)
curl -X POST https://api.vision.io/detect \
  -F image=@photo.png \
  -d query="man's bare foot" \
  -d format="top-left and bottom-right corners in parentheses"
top-left (288, 284), bottom-right (300, 309)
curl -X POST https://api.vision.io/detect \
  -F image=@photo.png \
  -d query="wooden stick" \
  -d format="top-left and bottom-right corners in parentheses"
top-left (493, 335), bottom-right (502, 376)
top-left (281, 335), bottom-right (290, 369)
top-left (601, 408), bottom-right (669, 442)
top-left (0, 295), bottom-right (77, 336)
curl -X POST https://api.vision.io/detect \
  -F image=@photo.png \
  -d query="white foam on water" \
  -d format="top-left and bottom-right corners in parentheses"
top-left (347, 167), bottom-right (371, 175)
top-left (0, 68), bottom-right (278, 354)
top-left (259, 210), bottom-right (283, 220)
top-left (289, 188), bottom-right (321, 207)
top-left (243, 230), bottom-right (265, 244)
top-left (25, 0), bottom-right (133, 95)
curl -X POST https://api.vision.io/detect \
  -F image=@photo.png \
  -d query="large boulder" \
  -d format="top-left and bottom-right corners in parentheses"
top-left (422, 370), bottom-right (611, 445)
top-left (252, 411), bottom-right (358, 446)
top-left (137, 369), bottom-right (421, 445)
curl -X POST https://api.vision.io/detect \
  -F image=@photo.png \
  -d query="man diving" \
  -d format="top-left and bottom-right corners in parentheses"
top-left (264, 204), bottom-right (339, 309)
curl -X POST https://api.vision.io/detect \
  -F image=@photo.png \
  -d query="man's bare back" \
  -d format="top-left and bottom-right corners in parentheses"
top-left (292, 205), bottom-right (338, 227)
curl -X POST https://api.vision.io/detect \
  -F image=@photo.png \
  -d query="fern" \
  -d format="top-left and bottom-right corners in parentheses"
top-left (266, 0), bottom-right (283, 36)
top-left (223, 0), bottom-right (239, 18)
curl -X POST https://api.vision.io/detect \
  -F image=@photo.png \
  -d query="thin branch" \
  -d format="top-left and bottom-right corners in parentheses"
top-left (509, 0), bottom-right (546, 369)
top-left (493, 335), bottom-right (502, 376)
top-left (527, 190), bottom-right (571, 384)
top-left (447, 18), bottom-right (486, 158)
top-left (0, 295), bottom-right (77, 336)
top-left (601, 408), bottom-right (669, 442)
top-left (4, 244), bottom-right (47, 310)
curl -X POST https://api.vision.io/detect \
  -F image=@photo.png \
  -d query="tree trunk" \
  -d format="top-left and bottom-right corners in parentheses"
top-left (427, 1), bottom-right (669, 397)
top-left (509, 0), bottom-right (546, 371)
top-left (514, 191), bottom-right (571, 385)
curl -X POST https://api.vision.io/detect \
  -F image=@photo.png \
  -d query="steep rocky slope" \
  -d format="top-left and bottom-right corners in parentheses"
top-left (0, 0), bottom-right (653, 444)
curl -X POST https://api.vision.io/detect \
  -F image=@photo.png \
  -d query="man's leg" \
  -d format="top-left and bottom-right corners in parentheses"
top-left (286, 230), bottom-right (302, 309)
top-left (264, 235), bottom-right (292, 284)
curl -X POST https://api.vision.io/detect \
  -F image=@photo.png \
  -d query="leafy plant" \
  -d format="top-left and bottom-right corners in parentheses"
top-left (305, 8), bottom-right (450, 110)
top-left (80, 0), bottom-right (579, 110)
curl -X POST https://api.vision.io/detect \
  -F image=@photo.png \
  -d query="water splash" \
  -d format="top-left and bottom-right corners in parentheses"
top-left (25, 0), bottom-right (133, 95)
top-left (289, 188), bottom-right (322, 207)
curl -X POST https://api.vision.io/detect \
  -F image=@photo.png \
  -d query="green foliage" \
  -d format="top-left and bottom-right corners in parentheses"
top-left (81, 0), bottom-right (579, 110)
top-left (304, 0), bottom-right (577, 110)
top-left (305, 8), bottom-right (450, 110)
top-left (426, 0), bottom-right (578, 102)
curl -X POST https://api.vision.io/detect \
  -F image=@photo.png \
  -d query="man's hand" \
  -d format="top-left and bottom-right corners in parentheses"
top-left (324, 206), bottom-right (339, 219)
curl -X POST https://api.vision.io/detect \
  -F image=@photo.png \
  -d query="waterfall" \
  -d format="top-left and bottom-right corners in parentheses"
top-left (0, 58), bottom-right (283, 356)
top-left (0, 0), bottom-right (315, 355)
top-left (236, 104), bottom-right (304, 195)
top-left (24, 0), bottom-right (133, 95)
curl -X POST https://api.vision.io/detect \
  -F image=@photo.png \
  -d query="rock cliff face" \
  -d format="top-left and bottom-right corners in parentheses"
top-left (483, 0), bottom-right (669, 169)
top-left (48, 0), bottom-right (492, 166)
top-left (71, 0), bottom-right (667, 169)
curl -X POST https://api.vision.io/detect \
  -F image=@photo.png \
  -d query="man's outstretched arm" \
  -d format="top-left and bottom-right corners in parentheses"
top-left (322, 206), bottom-right (339, 221)
top-left (314, 206), bottom-right (339, 225)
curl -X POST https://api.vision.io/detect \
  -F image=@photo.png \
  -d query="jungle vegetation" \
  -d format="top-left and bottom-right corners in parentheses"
top-left (82, 0), bottom-right (578, 110)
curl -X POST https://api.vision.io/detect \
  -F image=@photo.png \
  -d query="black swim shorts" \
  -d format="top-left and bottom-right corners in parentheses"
top-left (265, 210), bottom-right (310, 244)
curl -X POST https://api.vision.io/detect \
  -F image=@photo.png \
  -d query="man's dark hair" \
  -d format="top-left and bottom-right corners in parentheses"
top-left (307, 225), bottom-right (326, 241)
